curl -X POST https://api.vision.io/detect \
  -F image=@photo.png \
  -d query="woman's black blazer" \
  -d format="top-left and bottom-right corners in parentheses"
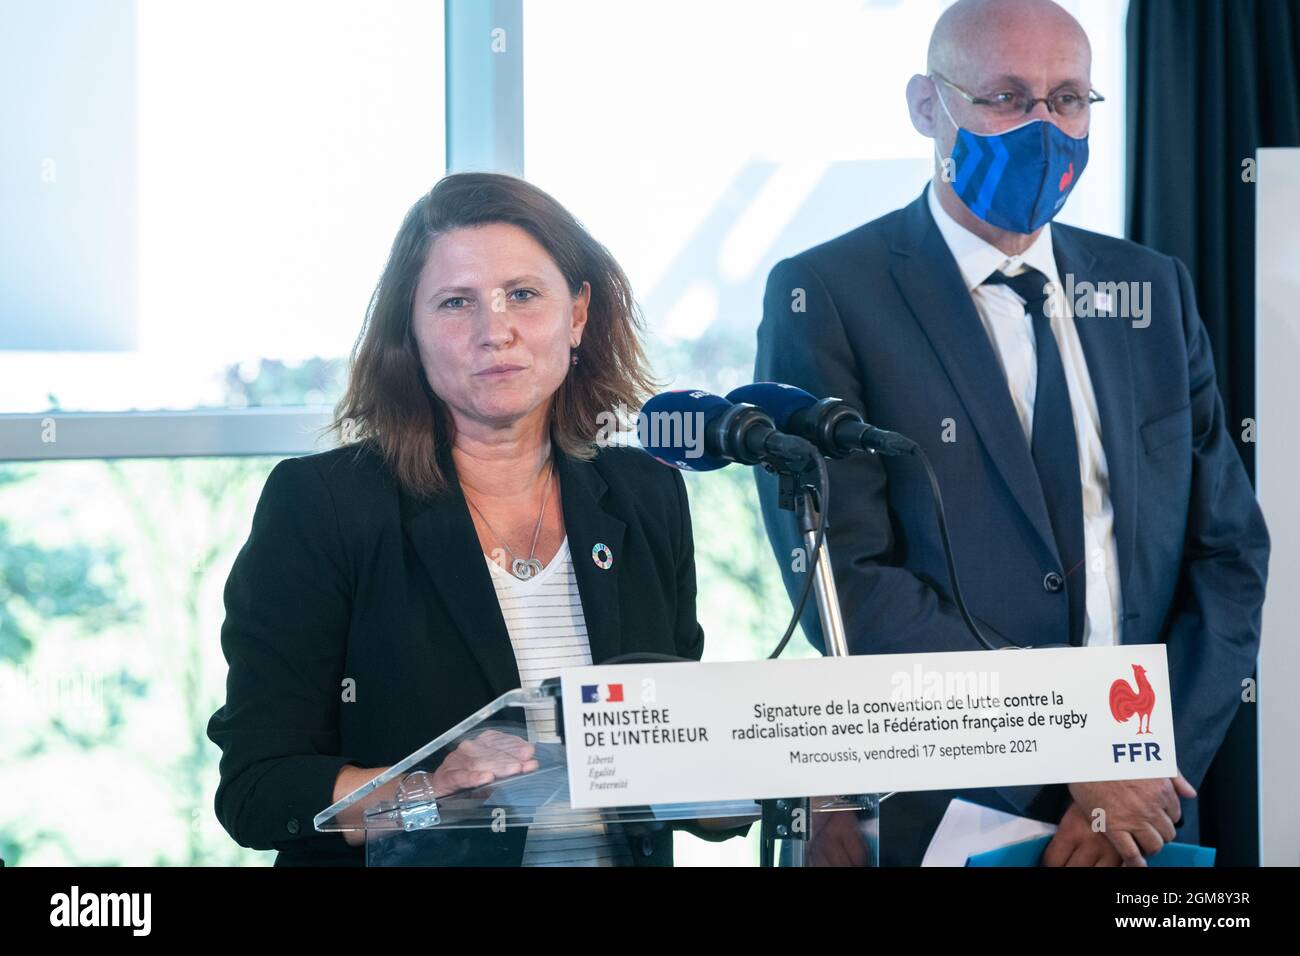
top-left (206, 438), bottom-right (715, 866)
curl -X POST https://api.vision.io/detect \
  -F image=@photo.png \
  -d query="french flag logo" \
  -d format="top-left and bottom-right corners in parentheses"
top-left (581, 683), bottom-right (624, 703)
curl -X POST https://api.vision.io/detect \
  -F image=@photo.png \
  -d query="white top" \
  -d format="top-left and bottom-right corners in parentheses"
top-left (485, 537), bottom-right (632, 866)
top-left (927, 184), bottom-right (1122, 647)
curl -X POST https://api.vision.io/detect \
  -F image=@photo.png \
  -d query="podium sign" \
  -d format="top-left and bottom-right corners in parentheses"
top-left (561, 645), bottom-right (1177, 809)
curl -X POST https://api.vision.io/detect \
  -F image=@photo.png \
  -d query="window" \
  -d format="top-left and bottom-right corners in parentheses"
top-left (0, 0), bottom-right (444, 866)
top-left (0, 0), bottom-right (445, 415)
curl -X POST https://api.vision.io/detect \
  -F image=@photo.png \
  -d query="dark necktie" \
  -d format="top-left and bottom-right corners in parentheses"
top-left (983, 267), bottom-right (1086, 647)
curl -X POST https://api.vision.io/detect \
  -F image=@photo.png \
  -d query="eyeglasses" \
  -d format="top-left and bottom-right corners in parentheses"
top-left (930, 71), bottom-right (1104, 118)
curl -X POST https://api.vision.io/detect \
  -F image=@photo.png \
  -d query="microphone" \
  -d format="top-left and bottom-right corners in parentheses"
top-left (639, 389), bottom-right (819, 473)
top-left (727, 382), bottom-right (998, 652)
top-left (725, 383), bottom-right (917, 457)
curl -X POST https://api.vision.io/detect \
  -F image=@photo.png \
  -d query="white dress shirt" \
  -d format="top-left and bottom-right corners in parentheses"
top-left (927, 184), bottom-right (1122, 646)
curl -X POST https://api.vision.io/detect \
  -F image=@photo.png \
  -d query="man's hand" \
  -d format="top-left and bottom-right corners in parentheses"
top-left (1042, 801), bottom-right (1120, 867)
top-left (1068, 774), bottom-right (1197, 866)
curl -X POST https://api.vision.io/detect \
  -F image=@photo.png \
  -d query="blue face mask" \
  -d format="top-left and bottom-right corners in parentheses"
top-left (936, 87), bottom-right (1089, 233)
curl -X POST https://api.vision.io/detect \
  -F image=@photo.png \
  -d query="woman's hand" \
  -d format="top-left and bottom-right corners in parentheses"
top-left (336, 731), bottom-right (540, 848)
top-left (428, 730), bottom-right (540, 796)
top-left (809, 807), bottom-right (872, 867)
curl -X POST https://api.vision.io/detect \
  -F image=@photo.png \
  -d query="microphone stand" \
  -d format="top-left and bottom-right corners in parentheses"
top-left (758, 464), bottom-right (853, 867)
top-left (787, 471), bottom-right (851, 658)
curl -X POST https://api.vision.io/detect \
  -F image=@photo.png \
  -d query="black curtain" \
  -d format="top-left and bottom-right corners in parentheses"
top-left (1127, 0), bottom-right (1300, 866)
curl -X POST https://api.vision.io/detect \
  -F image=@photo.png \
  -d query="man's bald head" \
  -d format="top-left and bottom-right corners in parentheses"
top-left (911, 0), bottom-right (1094, 144)
top-left (927, 0), bottom-right (1090, 90)
top-left (907, 0), bottom-right (1096, 249)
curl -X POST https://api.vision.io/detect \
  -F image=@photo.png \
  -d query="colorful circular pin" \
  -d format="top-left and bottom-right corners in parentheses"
top-left (591, 543), bottom-right (613, 570)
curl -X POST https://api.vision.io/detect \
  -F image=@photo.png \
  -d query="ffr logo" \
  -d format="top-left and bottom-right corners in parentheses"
top-left (1111, 741), bottom-right (1162, 763)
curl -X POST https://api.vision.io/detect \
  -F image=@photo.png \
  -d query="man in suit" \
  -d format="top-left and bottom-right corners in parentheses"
top-left (754, 0), bottom-right (1268, 866)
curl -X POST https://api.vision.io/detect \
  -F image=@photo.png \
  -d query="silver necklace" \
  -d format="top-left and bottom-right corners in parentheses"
top-left (466, 458), bottom-right (555, 580)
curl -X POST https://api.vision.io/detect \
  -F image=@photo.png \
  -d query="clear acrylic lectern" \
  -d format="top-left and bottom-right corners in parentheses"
top-left (315, 683), bottom-right (879, 866)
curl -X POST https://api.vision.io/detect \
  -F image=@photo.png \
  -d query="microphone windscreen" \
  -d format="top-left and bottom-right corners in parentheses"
top-left (639, 389), bottom-right (732, 472)
top-left (725, 382), bottom-right (817, 430)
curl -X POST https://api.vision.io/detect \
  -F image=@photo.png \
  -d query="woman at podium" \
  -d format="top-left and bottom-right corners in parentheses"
top-left (207, 173), bottom-right (726, 865)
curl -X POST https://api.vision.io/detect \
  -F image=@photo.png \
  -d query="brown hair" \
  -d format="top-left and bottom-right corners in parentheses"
top-left (328, 172), bottom-right (656, 498)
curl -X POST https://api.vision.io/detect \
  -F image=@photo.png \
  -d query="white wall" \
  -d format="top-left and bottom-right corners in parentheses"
top-left (1256, 146), bottom-right (1300, 867)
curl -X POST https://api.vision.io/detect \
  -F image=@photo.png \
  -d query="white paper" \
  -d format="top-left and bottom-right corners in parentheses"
top-left (920, 797), bottom-right (1057, 867)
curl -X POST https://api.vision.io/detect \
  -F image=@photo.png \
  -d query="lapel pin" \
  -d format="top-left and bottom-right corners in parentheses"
top-left (592, 543), bottom-right (613, 570)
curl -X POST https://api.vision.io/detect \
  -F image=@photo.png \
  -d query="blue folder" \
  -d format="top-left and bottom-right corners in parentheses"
top-left (966, 835), bottom-right (1215, 867)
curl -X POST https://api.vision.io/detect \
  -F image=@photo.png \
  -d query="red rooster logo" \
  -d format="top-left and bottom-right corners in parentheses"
top-left (1059, 162), bottom-right (1075, 192)
top-left (1109, 664), bottom-right (1155, 734)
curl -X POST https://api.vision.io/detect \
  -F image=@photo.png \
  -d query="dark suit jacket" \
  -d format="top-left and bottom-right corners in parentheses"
top-left (207, 437), bottom-right (726, 865)
top-left (754, 185), bottom-right (1269, 865)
